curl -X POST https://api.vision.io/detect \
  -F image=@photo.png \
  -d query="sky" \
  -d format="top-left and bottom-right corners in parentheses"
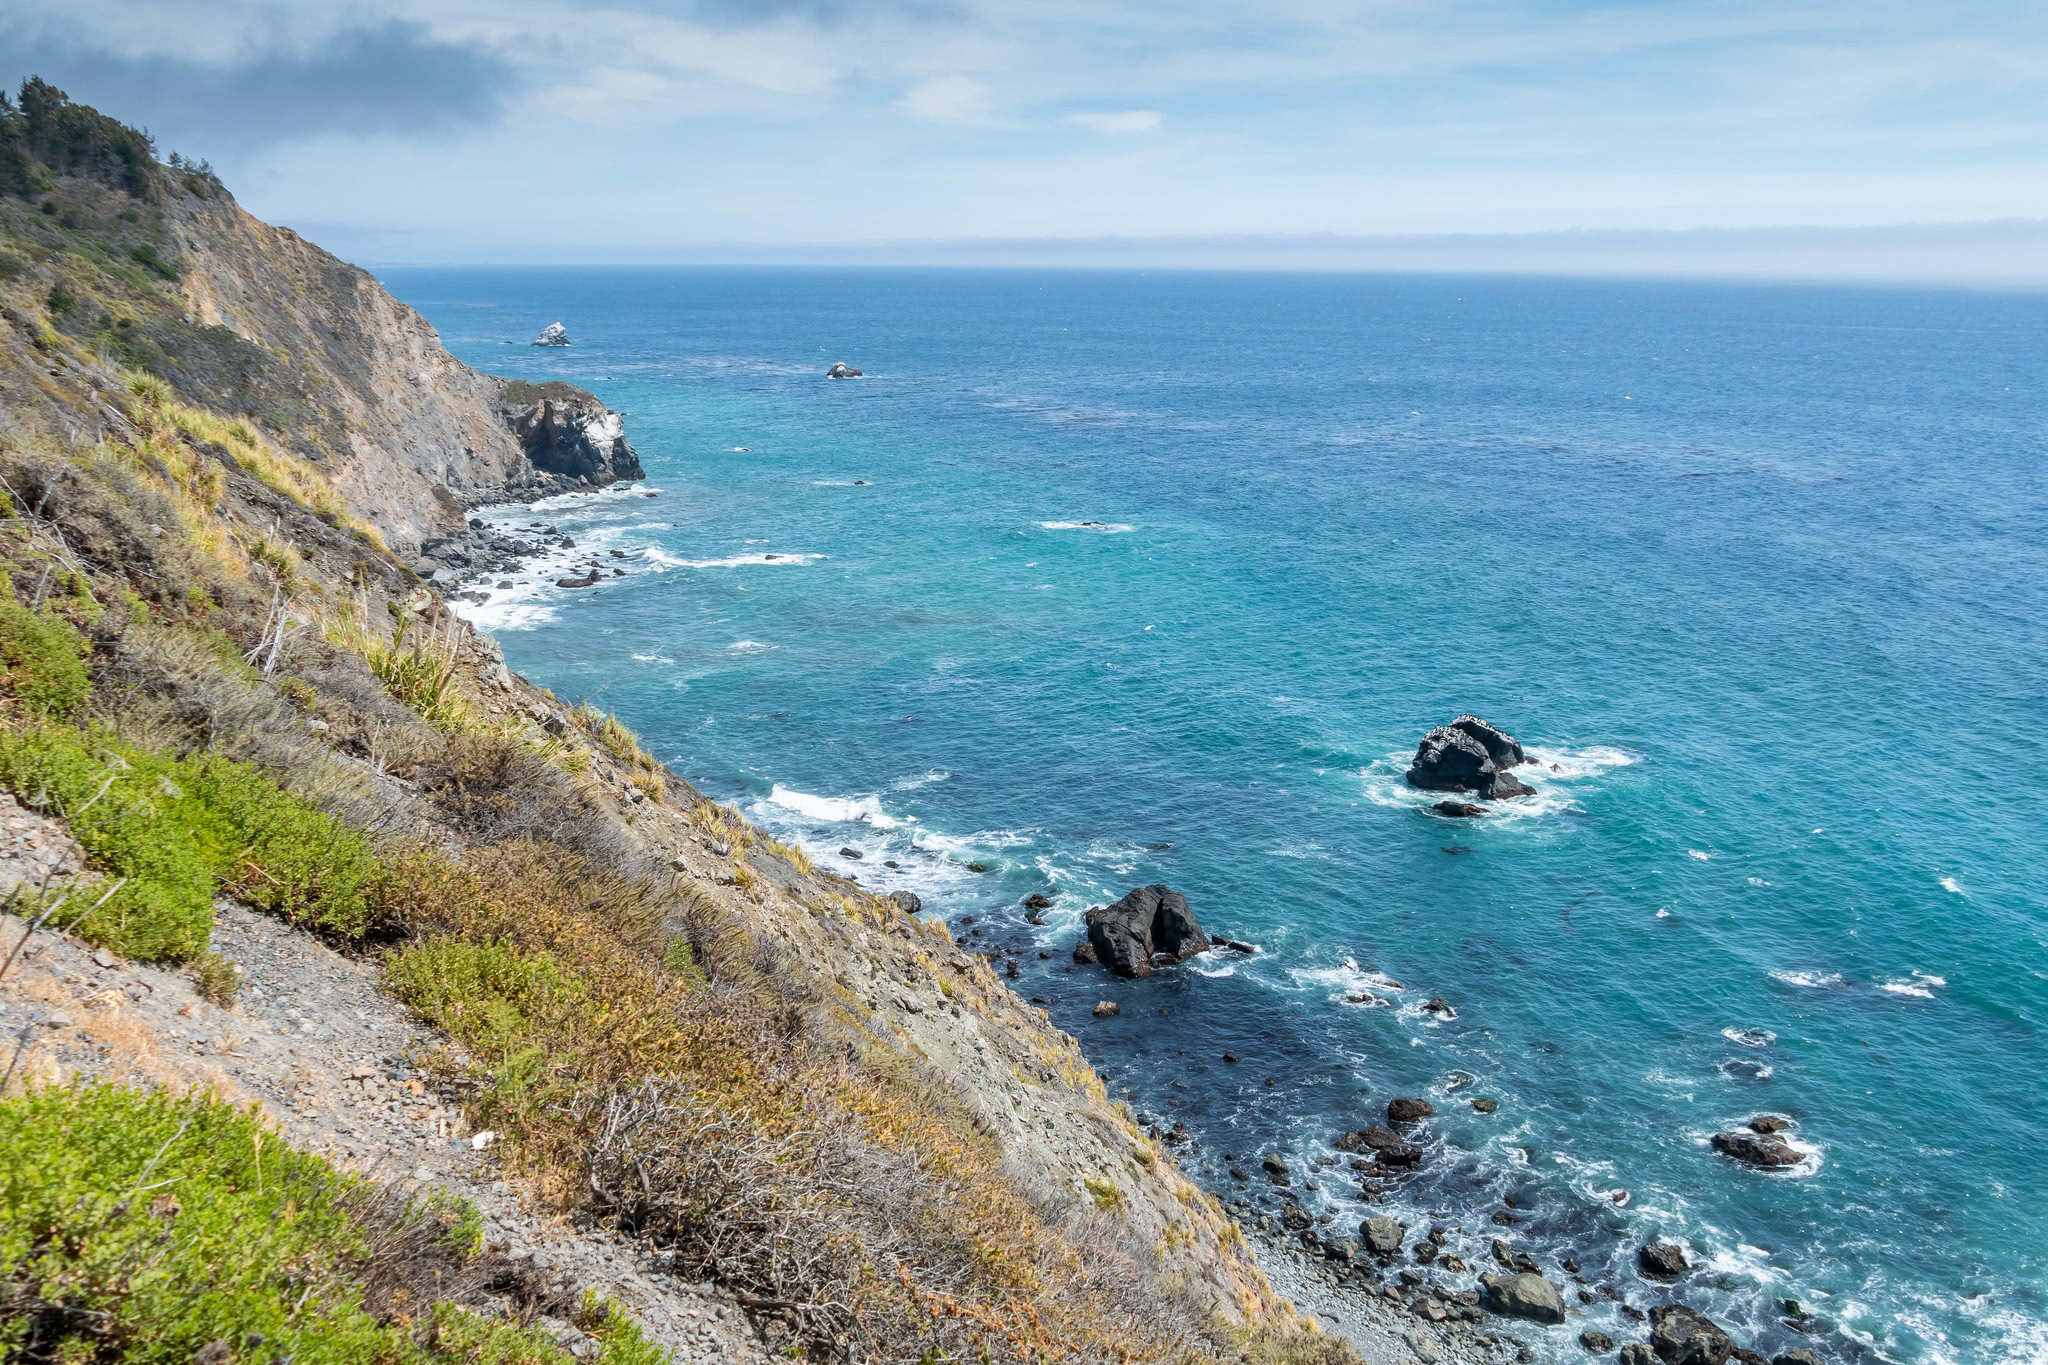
top-left (3, 0), bottom-right (2046, 276)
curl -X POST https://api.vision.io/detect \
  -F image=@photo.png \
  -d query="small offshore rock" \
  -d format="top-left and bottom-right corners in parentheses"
top-left (1072, 940), bottom-right (1098, 965)
top-left (1363, 1215), bottom-right (1405, 1255)
top-left (1711, 1128), bottom-right (1803, 1167)
top-left (839, 846), bottom-right (862, 859)
top-left (1749, 1114), bottom-right (1791, 1134)
top-left (1387, 1096), bottom-right (1435, 1124)
top-left (1472, 1097), bottom-right (1498, 1113)
top-left (1630, 1241), bottom-right (1686, 1285)
top-left (1480, 1271), bottom-right (1566, 1325)
top-left (1580, 1331), bottom-right (1616, 1353)
top-left (826, 362), bottom-right (863, 378)
top-left (531, 321), bottom-right (570, 347)
top-left (1092, 1000), bottom-right (1120, 1017)
top-left (1620, 1348), bottom-right (1656, 1365)
top-left (1261, 1153), bottom-right (1290, 1183)
top-left (1022, 892), bottom-right (1053, 910)
top-left (1649, 1304), bottom-right (1735, 1365)
top-left (1435, 800), bottom-right (1488, 817)
top-left (1407, 714), bottom-right (1535, 800)
top-left (1771, 1352), bottom-right (1823, 1365)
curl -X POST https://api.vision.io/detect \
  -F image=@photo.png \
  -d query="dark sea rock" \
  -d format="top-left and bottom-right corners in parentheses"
top-left (1650, 1304), bottom-right (1734, 1364)
top-left (1362, 1215), bottom-right (1405, 1255)
top-left (1638, 1241), bottom-right (1689, 1280)
top-left (1084, 884), bottom-right (1209, 978)
top-left (1581, 1330), bottom-right (1617, 1353)
top-left (1472, 1098), bottom-right (1498, 1113)
top-left (1022, 892), bottom-right (1053, 910)
top-left (839, 846), bottom-right (862, 859)
top-left (1621, 1347), bottom-right (1656, 1365)
top-left (1387, 1096), bottom-right (1435, 1124)
top-left (1092, 1000), bottom-right (1119, 1017)
top-left (826, 362), bottom-right (862, 378)
top-left (1261, 1153), bottom-right (1290, 1184)
top-left (1771, 1352), bottom-right (1822, 1365)
top-left (1748, 1114), bottom-right (1791, 1134)
top-left (1072, 940), bottom-right (1098, 965)
top-left (1407, 714), bottom-right (1535, 800)
top-left (554, 573), bottom-right (599, 588)
top-left (1435, 800), bottom-right (1489, 817)
top-left (1711, 1129), bottom-right (1803, 1167)
top-left (1481, 1271), bottom-right (1566, 1324)
top-left (888, 891), bottom-right (921, 915)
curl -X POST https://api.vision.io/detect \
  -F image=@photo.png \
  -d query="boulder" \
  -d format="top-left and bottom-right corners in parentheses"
top-left (1406, 715), bottom-right (1535, 800)
top-left (839, 846), bottom-right (862, 859)
top-left (554, 573), bottom-right (600, 588)
top-left (531, 321), bottom-right (570, 346)
top-left (1387, 1097), bottom-right (1435, 1124)
top-left (1748, 1114), bottom-right (1791, 1134)
top-left (888, 891), bottom-right (921, 915)
top-left (1581, 1331), bottom-right (1616, 1353)
top-left (1092, 1000), bottom-right (1120, 1018)
top-left (1362, 1215), bottom-right (1405, 1255)
top-left (1375, 1143), bottom-right (1422, 1168)
top-left (1771, 1353), bottom-right (1822, 1365)
top-left (1335, 1123), bottom-right (1404, 1154)
top-left (1072, 941), bottom-right (1098, 965)
top-left (1480, 1272), bottom-right (1566, 1325)
top-left (1621, 1348), bottom-right (1657, 1365)
top-left (1084, 885), bottom-right (1209, 978)
top-left (1638, 1241), bottom-right (1689, 1280)
top-left (826, 362), bottom-right (863, 378)
top-left (1711, 1129), bottom-right (1803, 1168)
top-left (1649, 1305), bottom-right (1734, 1365)
top-left (1472, 1098), bottom-right (1498, 1113)
top-left (1435, 800), bottom-right (1489, 818)
top-left (1261, 1153), bottom-right (1290, 1183)
top-left (1022, 892), bottom-right (1053, 910)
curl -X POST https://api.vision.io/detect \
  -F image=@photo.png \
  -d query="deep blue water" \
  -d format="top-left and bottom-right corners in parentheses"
top-left (380, 267), bottom-right (2048, 1364)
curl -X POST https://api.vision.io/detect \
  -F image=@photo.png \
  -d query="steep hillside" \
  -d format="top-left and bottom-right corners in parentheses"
top-left (0, 80), bottom-right (1352, 1365)
top-left (0, 78), bottom-right (639, 559)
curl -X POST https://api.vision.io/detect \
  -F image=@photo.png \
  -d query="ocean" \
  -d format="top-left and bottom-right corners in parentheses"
top-left (379, 266), bottom-right (2048, 1364)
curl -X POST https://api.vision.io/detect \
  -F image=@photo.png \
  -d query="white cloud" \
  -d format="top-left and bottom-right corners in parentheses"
top-left (1066, 109), bottom-right (1162, 133)
top-left (897, 75), bottom-right (995, 122)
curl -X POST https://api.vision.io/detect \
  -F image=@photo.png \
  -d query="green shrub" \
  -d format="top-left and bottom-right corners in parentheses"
top-left (0, 1082), bottom-right (665, 1364)
top-left (0, 250), bottom-right (24, 281)
top-left (0, 725), bottom-right (380, 959)
top-left (0, 573), bottom-right (90, 718)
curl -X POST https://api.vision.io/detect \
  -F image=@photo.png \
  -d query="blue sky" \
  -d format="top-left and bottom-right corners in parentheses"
top-left (4, 0), bottom-right (2045, 268)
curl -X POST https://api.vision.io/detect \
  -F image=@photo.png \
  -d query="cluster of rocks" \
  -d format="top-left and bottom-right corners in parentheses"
top-left (1407, 715), bottom-right (1537, 809)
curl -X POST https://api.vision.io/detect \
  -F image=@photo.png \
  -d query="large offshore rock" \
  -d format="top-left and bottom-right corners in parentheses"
top-left (531, 321), bottom-right (570, 346)
top-left (1084, 884), bottom-right (1209, 978)
top-left (1406, 715), bottom-right (1535, 800)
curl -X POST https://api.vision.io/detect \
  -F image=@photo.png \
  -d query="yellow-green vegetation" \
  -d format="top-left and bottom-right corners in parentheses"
top-left (760, 833), bottom-right (814, 877)
top-left (1084, 1176), bottom-right (1126, 1213)
top-left (0, 722), bottom-right (377, 959)
top-left (367, 611), bottom-right (470, 729)
top-left (0, 1082), bottom-right (666, 1364)
top-left (0, 569), bottom-right (89, 718)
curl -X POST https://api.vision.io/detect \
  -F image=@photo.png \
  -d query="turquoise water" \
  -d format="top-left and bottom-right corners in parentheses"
top-left (382, 267), bottom-right (2048, 1364)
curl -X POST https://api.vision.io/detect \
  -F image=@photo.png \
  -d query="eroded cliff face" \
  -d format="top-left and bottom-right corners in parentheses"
top-left (161, 197), bottom-right (640, 552)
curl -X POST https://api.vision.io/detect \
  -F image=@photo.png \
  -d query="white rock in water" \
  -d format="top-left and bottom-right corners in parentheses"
top-left (531, 322), bottom-right (570, 347)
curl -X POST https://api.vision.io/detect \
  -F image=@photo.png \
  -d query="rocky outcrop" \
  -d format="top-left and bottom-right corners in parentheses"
top-left (1649, 1305), bottom-right (1734, 1364)
top-left (1387, 1096), bottom-right (1435, 1124)
top-left (1083, 884), bottom-right (1209, 978)
top-left (497, 380), bottom-right (643, 490)
top-left (1406, 715), bottom-right (1536, 800)
top-left (826, 362), bottom-right (862, 378)
top-left (532, 322), bottom-right (570, 346)
top-left (1480, 1271), bottom-right (1565, 1324)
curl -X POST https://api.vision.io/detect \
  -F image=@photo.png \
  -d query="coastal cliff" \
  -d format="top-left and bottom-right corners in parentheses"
top-left (0, 81), bottom-right (1343, 1364)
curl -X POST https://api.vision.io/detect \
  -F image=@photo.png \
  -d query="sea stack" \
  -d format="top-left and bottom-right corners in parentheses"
top-left (826, 361), bottom-right (863, 378)
top-left (532, 321), bottom-right (570, 347)
top-left (1083, 885), bottom-right (1209, 978)
top-left (1407, 714), bottom-right (1536, 800)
